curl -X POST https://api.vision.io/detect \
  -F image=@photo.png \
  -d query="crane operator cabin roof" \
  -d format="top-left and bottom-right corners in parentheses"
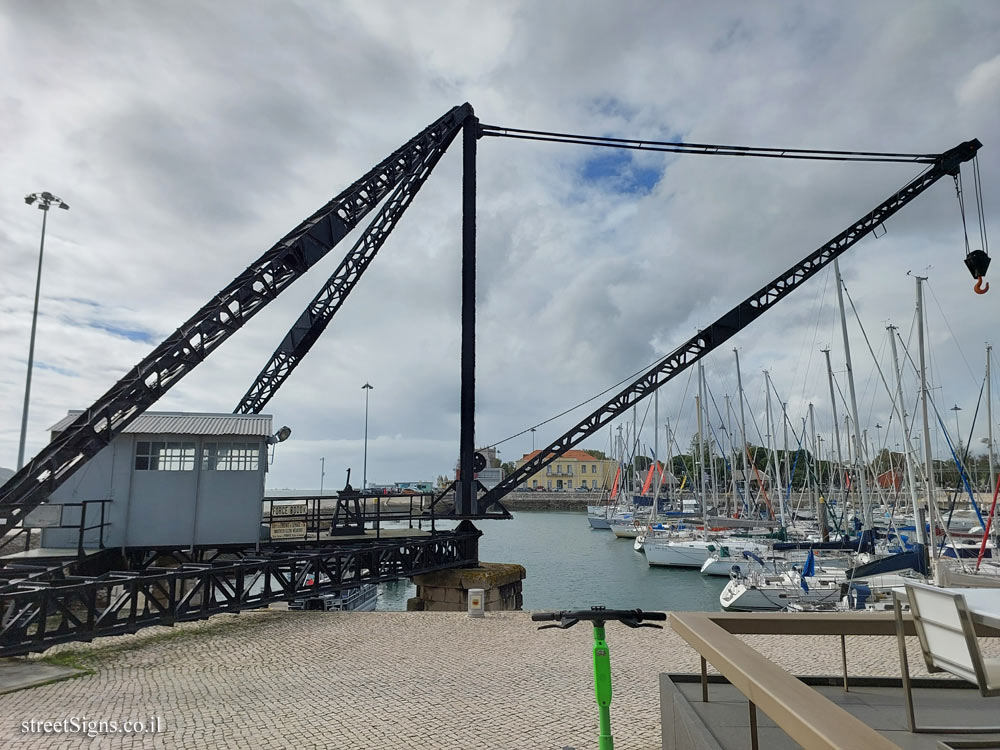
top-left (49, 411), bottom-right (274, 437)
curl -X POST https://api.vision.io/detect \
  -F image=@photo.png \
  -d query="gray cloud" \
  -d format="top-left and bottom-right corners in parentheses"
top-left (2, 1), bottom-right (999, 490)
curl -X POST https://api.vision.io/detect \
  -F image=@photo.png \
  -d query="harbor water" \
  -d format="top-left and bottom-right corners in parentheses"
top-left (377, 510), bottom-right (727, 612)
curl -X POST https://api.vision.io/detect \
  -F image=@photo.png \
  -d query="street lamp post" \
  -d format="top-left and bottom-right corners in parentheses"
top-left (530, 427), bottom-right (536, 453)
top-left (18, 192), bottom-right (69, 470)
top-left (951, 404), bottom-right (963, 452)
top-left (362, 383), bottom-right (373, 490)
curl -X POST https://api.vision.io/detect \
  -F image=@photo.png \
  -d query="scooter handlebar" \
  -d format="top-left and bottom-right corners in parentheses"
top-left (530, 608), bottom-right (667, 623)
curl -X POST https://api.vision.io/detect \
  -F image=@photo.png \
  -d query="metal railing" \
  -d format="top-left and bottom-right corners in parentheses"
top-left (262, 491), bottom-right (439, 542)
top-left (0, 499), bottom-right (111, 560)
top-left (668, 610), bottom-right (1000, 750)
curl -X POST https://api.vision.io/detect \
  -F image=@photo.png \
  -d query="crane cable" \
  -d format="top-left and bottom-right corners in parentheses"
top-left (956, 155), bottom-right (991, 293)
top-left (479, 125), bottom-right (939, 164)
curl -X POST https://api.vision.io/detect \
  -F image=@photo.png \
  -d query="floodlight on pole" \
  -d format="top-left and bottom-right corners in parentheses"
top-left (17, 191), bottom-right (69, 470)
top-left (362, 383), bottom-right (373, 490)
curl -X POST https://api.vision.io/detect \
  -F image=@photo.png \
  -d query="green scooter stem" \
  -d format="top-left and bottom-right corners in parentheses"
top-left (592, 624), bottom-right (614, 750)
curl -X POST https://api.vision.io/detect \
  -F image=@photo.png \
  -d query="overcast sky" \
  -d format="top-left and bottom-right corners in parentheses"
top-left (2, 1), bottom-right (999, 491)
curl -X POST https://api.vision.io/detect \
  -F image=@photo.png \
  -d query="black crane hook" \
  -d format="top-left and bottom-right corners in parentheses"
top-left (965, 249), bottom-right (991, 295)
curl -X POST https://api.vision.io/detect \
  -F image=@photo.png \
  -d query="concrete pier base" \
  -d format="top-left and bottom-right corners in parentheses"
top-left (407, 562), bottom-right (525, 612)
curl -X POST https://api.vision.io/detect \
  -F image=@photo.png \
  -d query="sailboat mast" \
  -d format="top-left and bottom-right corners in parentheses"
top-left (782, 401), bottom-right (790, 507)
top-left (809, 403), bottom-right (822, 530)
top-left (699, 362), bottom-right (713, 512)
top-left (764, 371), bottom-right (786, 527)
top-left (833, 259), bottom-right (873, 533)
top-left (632, 404), bottom-right (638, 493)
top-left (696, 391), bottom-right (707, 539)
top-left (725, 394), bottom-right (735, 516)
top-left (654, 388), bottom-right (659, 477)
top-left (665, 418), bottom-right (672, 508)
top-left (887, 325), bottom-right (924, 545)
top-left (734, 349), bottom-right (751, 513)
top-left (988, 344), bottom-right (995, 500)
top-left (916, 275), bottom-right (939, 560)
top-left (822, 348), bottom-right (845, 497)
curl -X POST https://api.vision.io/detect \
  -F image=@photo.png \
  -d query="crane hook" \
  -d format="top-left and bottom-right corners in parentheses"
top-left (975, 276), bottom-right (990, 295)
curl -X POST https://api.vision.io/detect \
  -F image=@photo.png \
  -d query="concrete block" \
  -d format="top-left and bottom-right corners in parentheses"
top-left (409, 561), bottom-right (525, 612)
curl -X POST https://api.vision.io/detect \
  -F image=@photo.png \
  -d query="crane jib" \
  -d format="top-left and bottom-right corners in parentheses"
top-left (479, 139), bottom-right (982, 511)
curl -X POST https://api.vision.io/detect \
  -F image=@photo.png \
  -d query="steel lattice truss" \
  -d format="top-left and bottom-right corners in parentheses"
top-left (479, 139), bottom-right (982, 512)
top-left (0, 104), bottom-right (473, 538)
top-left (0, 530), bottom-right (479, 656)
top-left (235, 117), bottom-right (465, 414)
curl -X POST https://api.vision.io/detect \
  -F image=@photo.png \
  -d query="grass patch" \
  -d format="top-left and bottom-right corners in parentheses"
top-left (38, 650), bottom-right (94, 673)
top-left (33, 609), bottom-right (286, 669)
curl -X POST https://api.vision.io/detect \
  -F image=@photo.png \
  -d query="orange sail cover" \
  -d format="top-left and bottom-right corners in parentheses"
top-left (641, 464), bottom-right (655, 495)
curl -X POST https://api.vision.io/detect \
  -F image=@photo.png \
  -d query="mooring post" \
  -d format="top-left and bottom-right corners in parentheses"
top-left (459, 112), bottom-right (478, 518)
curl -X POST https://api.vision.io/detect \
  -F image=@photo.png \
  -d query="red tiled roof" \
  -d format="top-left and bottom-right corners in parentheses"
top-left (519, 449), bottom-right (605, 463)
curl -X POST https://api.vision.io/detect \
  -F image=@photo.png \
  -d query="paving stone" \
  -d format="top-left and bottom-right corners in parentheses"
top-left (0, 610), bottom-right (996, 749)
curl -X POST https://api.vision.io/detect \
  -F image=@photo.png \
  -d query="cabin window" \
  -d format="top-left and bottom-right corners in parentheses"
top-left (202, 442), bottom-right (261, 471)
top-left (135, 441), bottom-right (195, 471)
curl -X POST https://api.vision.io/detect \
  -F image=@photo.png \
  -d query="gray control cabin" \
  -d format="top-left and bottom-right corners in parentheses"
top-left (44, 411), bottom-right (272, 550)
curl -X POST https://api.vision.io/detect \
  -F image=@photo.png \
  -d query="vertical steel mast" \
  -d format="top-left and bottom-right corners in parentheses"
top-left (916, 276), bottom-right (939, 559)
top-left (833, 258), bottom-right (874, 536)
top-left (458, 115), bottom-right (479, 515)
top-left (887, 325), bottom-right (925, 546)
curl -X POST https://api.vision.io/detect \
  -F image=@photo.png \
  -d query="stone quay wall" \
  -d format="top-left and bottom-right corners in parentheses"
top-left (408, 562), bottom-right (526, 612)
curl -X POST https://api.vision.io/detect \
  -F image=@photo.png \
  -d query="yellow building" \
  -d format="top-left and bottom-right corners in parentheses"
top-left (515, 450), bottom-right (619, 491)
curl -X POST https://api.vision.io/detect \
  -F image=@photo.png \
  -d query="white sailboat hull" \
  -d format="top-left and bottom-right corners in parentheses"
top-left (645, 540), bottom-right (715, 567)
top-left (610, 523), bottom-right (642, 539)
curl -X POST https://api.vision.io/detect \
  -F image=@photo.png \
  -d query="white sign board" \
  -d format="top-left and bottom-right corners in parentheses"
top-left (270, 521), bottom-right (307, 540)
top-left (23, 505), bottom-right (63, 528)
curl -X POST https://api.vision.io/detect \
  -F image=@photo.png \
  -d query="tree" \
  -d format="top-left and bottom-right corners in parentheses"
top-left (633, 454), bottom-right (653, 473)
top-left (583, 449), bottom-right (609, 460)
top-left (500, 461), bottom-right (516, 477)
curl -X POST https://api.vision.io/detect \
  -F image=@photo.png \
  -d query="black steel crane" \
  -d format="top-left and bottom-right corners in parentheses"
top-left (477, 138), bottom-right (983, 513)
top-left (0, 97), bottom-right (984, 539)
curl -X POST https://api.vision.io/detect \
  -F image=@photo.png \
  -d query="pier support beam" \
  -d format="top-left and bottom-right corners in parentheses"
top-left (407, 561), bottom-right (524, 612)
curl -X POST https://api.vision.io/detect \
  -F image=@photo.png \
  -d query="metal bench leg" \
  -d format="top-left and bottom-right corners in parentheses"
top-left (840, 634), bottom-right (849, 692)
top-left (701, 656), bottom-right (708, 702)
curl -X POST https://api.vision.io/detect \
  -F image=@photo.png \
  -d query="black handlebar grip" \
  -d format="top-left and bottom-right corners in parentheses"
top-left (640, 611), bottom-right (668, 621)
top-left (530, 612), bottom-right (558, 621)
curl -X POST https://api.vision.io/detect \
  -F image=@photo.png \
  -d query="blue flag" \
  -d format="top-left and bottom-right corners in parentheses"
top-left (800, 547), bottom-right (815, 593)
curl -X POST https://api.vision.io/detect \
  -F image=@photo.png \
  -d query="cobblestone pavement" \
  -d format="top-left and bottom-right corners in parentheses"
top-left (1, 610), bottom-right (996, 749)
